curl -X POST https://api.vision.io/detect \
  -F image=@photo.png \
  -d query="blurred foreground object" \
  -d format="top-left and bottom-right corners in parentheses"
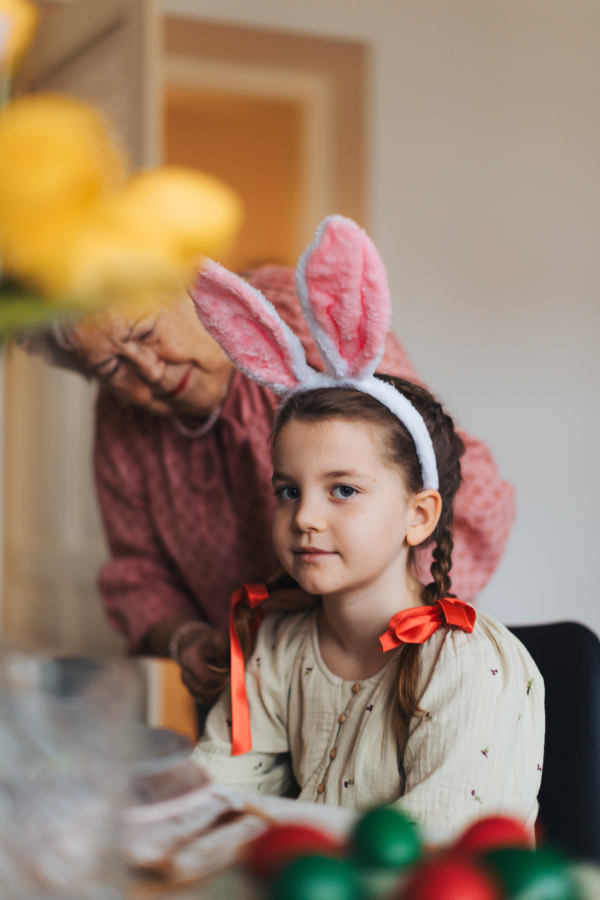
top-left (0, 1), bottom-right (242, 338)
top-left (0, 653), bottom-right (142, 899)
top-left (0, 0), bottom-right (38, 75)
top-left (248, 809), bottom-right (587, 900)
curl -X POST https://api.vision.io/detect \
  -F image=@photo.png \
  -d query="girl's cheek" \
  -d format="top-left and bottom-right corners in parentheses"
top-left (271, 511), bottom-right (286, 546)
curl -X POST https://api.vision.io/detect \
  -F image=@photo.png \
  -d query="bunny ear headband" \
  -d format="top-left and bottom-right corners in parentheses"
top-left (189, 215), bottom-right (438, 490)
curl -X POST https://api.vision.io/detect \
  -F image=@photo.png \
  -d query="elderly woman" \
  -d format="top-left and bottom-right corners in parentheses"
top-left (26, 267), bottom-right (514, 702)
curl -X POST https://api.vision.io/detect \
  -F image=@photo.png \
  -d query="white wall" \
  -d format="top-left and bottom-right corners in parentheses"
top-left (164, 0), bottom-right (600, 634)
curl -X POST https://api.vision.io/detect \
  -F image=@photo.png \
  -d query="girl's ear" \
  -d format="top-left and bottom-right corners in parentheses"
top-left (406, 490), bottom-right (442, 547)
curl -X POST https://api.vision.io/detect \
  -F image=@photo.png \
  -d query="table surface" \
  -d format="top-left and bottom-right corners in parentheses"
top-left (129, 792), bottom-right (358, 900)
top-left (126, 792), bottom-right (600, 900)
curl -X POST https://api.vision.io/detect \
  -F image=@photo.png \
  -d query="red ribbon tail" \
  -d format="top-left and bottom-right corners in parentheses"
top-left (229, 584), bottom-right (269, 756)
top-left (230, 609), bottom-right (250, 756)
top-left (379, 631), bottom-right (401, 652)
top-left (438, 597), bottom-right (476, 633)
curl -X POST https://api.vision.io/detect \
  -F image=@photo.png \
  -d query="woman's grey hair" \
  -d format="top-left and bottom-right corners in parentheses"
top-left (16, 320), bottom-right (92, 379)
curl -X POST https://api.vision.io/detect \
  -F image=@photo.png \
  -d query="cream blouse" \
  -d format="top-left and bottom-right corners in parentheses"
top-left (191, 608), bottom-right (544, 837)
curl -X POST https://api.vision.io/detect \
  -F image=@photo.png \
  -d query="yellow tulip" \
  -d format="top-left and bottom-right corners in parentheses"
top-left (0, 93), bottom-right (243, 315)
top-left (112, 167), bottom-right (244, 267)
top-left (24, 166), bottom-right (243, 308)
top-left (46, 194), bottom-right (191, 309)
top-left (0, 94), bottom-right (124, 285)
top-left (0, 0), bottom-right (38, 72)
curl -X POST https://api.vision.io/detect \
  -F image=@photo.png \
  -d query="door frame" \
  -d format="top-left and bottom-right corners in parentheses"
top-left (164, 53), bottom-right (335, 259)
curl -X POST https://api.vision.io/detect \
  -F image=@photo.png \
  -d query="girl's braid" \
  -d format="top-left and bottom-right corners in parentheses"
top-left (370, 376), bottom-right (464, 744)
top-left (417, 397), bottom-right (462, 604)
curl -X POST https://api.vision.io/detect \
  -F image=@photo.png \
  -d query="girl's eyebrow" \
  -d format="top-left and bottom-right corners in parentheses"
top-left (272, 470), bottom-right (293, 483)
top-left (272, 468), bottom-right (365, 483)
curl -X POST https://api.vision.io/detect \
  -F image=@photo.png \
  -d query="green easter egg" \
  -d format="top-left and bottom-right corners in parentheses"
top-left (268, 854), bottom-right (361, 900)
top-left (352, 806), bottom-right (422, 870)
top-left (481, 846), bottom-right (579, 900)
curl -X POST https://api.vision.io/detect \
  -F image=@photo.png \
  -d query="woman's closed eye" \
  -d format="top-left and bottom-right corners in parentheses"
top-left (274, 485), bottom-right (300, 502)
top-left (331, 484), bottom-right (358, 499)
top-left (96, 356), bottom-right (138, 385)
top-left (128, 317), bottom-right (158, 345)
top-left (94, 357), bottom-right (121, 381)
top-left (133, 324), bottom-right (156, 343)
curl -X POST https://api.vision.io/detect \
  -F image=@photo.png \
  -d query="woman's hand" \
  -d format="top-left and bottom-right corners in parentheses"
top-left (176, 622), bottom-right (228, 703)
top-left (142, 578), bottom-right (318, 705)
top-left (173, 587), bottom-right (317, 701)
top-left (142, 615), bottom-right (228, 703)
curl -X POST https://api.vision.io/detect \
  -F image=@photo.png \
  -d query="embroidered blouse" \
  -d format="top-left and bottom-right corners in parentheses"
top-left (94, 267), bottom-right (515, 651)
top-left (191, 608), bottom-right (544, 837)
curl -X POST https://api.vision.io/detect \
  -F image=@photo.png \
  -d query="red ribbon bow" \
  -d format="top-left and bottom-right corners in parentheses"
top-left (379, 597), bottom-right (476, 651)
top-left (229, 583), bottom-right (270, 756)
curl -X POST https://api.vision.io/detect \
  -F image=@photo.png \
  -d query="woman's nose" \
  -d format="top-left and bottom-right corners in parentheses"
top-left (129, 346), bottom-right (166, 385)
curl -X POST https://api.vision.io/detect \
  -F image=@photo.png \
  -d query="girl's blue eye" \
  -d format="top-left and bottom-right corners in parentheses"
top-left (332, 485), bottom-right (357, 499)
top-left (275, 486), bottom-right (299, 501)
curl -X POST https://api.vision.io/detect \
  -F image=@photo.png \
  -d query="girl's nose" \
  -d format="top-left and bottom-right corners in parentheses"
top-left (293, 495), bottom-right (326, 533)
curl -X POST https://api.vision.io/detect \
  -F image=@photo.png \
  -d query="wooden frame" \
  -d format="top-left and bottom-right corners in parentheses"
top-left (164, 16), bottom-right (367, 229)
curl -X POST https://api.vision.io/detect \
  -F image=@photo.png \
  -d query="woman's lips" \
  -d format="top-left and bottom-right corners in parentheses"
top-left (165, 367), bottom-right (192, 399)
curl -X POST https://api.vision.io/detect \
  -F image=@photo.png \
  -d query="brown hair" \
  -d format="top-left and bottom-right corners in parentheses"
top-left (210, 377), bottom-right (464, 745)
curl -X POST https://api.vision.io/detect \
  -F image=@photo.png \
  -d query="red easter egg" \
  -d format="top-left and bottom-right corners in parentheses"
top-left (398, 857), bottom-right (501, 900)
top-left (456, 816), bottom-right (532, 855)
top-left (244, 823), bottom-right (342, 880)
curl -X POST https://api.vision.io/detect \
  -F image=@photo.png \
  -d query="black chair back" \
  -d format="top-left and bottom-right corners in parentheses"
top-left (509, 621), bottom-right (600, 862)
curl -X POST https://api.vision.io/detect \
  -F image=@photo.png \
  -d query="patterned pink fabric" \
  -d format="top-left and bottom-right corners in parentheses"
top-left (95, 267), bottom-right (515, 652)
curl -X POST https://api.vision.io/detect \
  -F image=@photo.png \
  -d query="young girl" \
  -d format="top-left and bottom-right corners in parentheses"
top-left (189, 216), bottom-right (544, 837)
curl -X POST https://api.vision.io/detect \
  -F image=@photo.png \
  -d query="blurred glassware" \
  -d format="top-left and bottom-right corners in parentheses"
top-left (0, 653), bottom-right (143, 899)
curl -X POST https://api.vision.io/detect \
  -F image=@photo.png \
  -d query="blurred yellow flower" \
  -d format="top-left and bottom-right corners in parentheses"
top-left (114, 167), bottom-right (244, 267)
top-left (46, 168), bottom-right (243, 309)
top-left (0, 94), bottom-right (125, 288)
top-left (50, 196), bottom-right (192, 309)
top-left (0, 91), bottom-right (243, 326)
top-left (0, 0), bottom-right (38, 72)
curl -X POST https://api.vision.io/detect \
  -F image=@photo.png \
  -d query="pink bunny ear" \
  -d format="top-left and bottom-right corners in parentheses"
top-left (189, 260), bottom-right (315, 393)
top-left (296, 215), bottom-right (391, 379)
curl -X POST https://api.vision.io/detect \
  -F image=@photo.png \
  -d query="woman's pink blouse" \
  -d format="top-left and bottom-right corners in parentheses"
top-left (94, 268), bottom-right (515, 651)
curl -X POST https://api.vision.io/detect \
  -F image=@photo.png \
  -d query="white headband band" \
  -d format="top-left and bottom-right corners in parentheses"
top-left (190, 215), bottom-right (439, 490)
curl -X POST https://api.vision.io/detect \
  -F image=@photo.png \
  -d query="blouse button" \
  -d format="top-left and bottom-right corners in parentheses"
top-left (317, 783), bottom-right (325, 794)
top-left (352, 683), bottom-right (360, 694)
top-left (330, 748), bottom-right (336, 759)
top-left (338, 713), bottom-right (346, 723)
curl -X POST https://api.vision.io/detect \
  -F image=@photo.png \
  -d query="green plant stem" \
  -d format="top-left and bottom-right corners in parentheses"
top-left (0, 284), bottom-right (82, 341)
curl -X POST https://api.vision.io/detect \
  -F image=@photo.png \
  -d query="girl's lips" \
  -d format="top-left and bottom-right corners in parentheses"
top-left (294, 548), bottom-right (336, 560)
